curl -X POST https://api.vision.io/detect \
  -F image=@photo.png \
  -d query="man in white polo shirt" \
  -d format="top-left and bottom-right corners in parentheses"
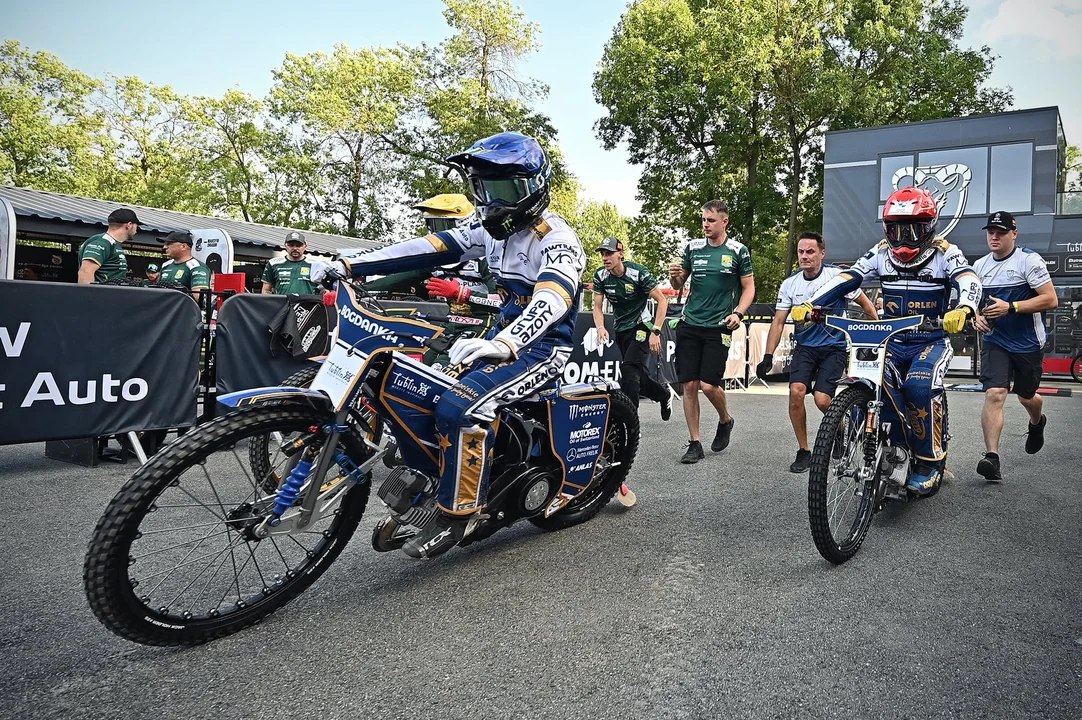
top-left (972, 211), bottom-right (1059, 482)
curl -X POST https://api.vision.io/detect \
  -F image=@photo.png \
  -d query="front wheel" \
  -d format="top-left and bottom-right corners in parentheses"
top-left (529, 390), bottom-right (640, 531)
top-left (84, 404), bottom-right (372, 646)
top-left (807, 385), bottom-right (877, 565)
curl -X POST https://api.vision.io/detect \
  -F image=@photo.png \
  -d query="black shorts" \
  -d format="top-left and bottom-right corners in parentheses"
top-left (788, 344), bottom-right (848, 397)
top-left (980, 343), bottom-right (1043, 399)
top-left (675, 322), bottom-right (731, 385)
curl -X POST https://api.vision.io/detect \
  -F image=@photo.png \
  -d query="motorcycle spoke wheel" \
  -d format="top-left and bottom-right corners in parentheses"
top-left (85, 405), bottom-right (371, 646)
top-left (808, 386), bottom-right (877, 565)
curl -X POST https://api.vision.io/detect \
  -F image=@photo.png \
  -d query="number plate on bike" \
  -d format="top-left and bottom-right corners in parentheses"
top-left (311, 339), bottom-right (368, 410)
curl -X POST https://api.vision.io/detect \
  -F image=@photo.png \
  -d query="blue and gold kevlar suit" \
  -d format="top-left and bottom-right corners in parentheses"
top-left (807, 239), bottom-right (982, 467)
top-left (339, 211), bottom-right (586, 515)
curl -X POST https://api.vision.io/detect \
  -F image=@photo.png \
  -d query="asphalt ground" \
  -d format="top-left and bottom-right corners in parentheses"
top-left (1, 387), bottom-right (1079, 720)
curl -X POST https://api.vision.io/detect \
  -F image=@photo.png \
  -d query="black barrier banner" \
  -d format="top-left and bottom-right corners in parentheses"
top-left (562, 313), bottom-right (625, 385)
top-left (216, 294), bottom-right (319, 393)
top-left (0, 281), bottom-right (201, 445)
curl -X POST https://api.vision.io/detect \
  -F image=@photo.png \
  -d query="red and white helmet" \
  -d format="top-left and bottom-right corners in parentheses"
top-left (883, 186), bottom-right (939, 269)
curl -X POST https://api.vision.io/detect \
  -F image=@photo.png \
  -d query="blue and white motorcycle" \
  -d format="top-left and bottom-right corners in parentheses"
top-left (84, 280), bottom-right (639, 646)
top-left (806, 314), bottom-right (951, 565)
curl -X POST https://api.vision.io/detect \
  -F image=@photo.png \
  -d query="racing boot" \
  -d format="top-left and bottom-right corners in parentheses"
top-left (905, 460), bottom-right (943, 496)
top-left (402, 510), bottom-right (469, 559)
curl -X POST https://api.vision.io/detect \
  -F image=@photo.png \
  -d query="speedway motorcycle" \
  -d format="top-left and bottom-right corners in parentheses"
top-left (806, 313), bottom-right (950, 565)
top-left (84, 280), bottom-right (639, 646)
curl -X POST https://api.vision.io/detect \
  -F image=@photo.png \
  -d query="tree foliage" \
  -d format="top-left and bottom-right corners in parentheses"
top-left (594, 0), bottom-right (1009, 299)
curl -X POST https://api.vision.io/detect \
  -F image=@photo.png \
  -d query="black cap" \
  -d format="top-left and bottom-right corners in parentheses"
top-left (284, 231), bottom-right (306, 245)
top-left (147, 263), bottom-right (159, 272)
top-left (162, 230), bottom-right (193, 246)
top-left (597, 237), bottom-right (625, 253)
top-left (982, 211), bottom-right (1017, 231)
top-left (107, 208), bottom-right (141, 225)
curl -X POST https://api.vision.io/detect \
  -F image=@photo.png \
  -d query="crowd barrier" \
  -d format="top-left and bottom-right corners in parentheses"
top-left (0, 280), bottom-right (796, 452)
top-left (0, 280), bottom-right (201, 446)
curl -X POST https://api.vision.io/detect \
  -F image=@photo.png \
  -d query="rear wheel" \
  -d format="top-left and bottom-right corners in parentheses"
top-left (808, 386), bottom-right (877, 565)
top-left (1072, 352), bottom-right (1082, 384)
top-left (84, 404), bottom-right (372, 646)
top-left (530, 390), bottom-right (640, 531)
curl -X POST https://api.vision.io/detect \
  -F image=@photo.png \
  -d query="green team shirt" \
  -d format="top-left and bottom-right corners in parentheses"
top-left (680, 237), bottom-right (754, 327)
top-left (592, 260), bottom-right (658, 332)
top-left (161, 257), bottom-right (211, 289)
top-left (262, 257), bottom-right (319, 295)
top-left (79, 233), bottom-right (128, 283)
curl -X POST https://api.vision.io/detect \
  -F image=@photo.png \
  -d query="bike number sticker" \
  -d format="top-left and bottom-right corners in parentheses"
top-left (312, 339), bottom-right (368, 410)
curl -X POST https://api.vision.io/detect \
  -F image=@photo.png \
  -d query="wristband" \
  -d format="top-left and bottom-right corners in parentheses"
top-left (734, 310), bottom-right (745, 320)
top-left (651, 326), bottom-right (662, 335)
top-left (1008, 302), bottom-right (1017, 314)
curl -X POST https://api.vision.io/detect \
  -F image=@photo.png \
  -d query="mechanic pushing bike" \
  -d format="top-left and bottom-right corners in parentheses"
top-left (790, 187), bottom-right (983, 494)
top-left (313, 131), bottom-right (586, 559)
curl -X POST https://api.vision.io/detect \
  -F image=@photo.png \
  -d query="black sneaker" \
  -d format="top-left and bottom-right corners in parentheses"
top-left (660, 388), bottom-right (674, 422)
top-left (680, 440), bottom-right (705, 464)
top-left (710, 418), bottom-right (734, 452)
top-left (790, 449), bottom-right (812, 473)
top-left (1025, 414), bottom-right (1046, 455)
top-left (976, 452), bottom-right (1002, 482)
top-left (402, 512), bottom-right (468, 559)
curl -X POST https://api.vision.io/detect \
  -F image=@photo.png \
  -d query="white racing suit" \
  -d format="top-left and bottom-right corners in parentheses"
top-left (339, 211), bottom-right (586, 515)
top-left (808, 239), bottom-right (982, 467)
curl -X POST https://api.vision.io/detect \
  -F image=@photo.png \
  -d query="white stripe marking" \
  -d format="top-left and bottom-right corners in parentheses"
top-left (1035, 145), bottom-right (1057, 152)
top-left (825, 160), bottom-right (877, 169)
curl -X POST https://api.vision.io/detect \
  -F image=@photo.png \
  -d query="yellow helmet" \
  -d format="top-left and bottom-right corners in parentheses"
top-left (414, 194), bottom-right (475, 233)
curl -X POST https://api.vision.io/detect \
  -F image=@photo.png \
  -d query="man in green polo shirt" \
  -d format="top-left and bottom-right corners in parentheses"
top-left (591, 236), bottom-right (673, 419)
top-left (160, 230), bottom-right (211, 301)
top-left (668, 199), bottom-right (755, 464)
top-left (77, 208), bottom-right (139, 284)
top-left (262, 231), bottom-right (320, 295)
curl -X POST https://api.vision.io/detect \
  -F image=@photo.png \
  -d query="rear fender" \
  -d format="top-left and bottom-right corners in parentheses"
top-left (217, 386), bottom-right (333, 411)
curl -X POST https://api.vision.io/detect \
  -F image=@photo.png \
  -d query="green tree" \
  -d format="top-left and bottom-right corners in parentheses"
top-left (92, 74), bottom-right (213, 212)
top-left (595, 0), bottom-right (1008, 299)
top-left (0, 40), bottom-right (101, 191)
top-left (270, 44), bottom-right (416, 239)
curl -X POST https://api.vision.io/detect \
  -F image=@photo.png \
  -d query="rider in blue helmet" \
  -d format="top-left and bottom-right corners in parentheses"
top-left (314, 132), bottom-right (586, 559)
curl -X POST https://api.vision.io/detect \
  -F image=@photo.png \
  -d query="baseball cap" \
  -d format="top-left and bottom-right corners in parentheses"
top-left (147, 263), bottom-right (159, 272)
top-left (597, 237), bottom-right (625, 253)
top-left (108, 208), bottom-right (141, 225)
top-left (982, 211), bottom-right (1017, 231)
top-left (162, 230), bottom-right (193, 246)
top-left (284, 231), bottom-right (306, 245)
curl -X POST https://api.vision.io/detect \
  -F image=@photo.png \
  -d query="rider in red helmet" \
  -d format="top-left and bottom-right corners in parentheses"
top-left (789, 186), bottom-right (983, 495)
top-left (882, 186), bottom-right (941, 269)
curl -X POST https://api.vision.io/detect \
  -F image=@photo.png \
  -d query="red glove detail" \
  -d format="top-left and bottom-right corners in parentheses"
top-left (425, 277), bottom-right (470, 303)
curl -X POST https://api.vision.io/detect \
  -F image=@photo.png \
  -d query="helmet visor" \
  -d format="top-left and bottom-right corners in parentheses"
top-left (425, 217), bottom-right (460, 233)
top-left (885, 220), bottom-right (934, 249)
top-left (469, 176), bottom-right (542, 206)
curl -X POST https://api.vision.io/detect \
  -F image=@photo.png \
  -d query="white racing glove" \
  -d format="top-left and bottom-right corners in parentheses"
top-left (310, 260), bottom-right (349, 285)
top-left (448, 337), bottom-right (512, 366)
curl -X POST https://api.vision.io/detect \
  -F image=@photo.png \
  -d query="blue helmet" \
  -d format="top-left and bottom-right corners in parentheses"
top-left (446, 132), bottom-right (552, 240)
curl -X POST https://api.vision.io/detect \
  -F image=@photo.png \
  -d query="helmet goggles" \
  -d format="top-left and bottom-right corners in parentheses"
top-left (425, 217), bottom-right (461, 233)
top-left (468, 175), bottom-right (545, 207)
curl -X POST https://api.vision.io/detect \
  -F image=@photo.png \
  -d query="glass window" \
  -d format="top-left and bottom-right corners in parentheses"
top-left (989, 142), bottom-right (1033, 213)
top-left (917, 147), bottom-right (989, 216)
top-left (880, 155), bottom-right (915, 201)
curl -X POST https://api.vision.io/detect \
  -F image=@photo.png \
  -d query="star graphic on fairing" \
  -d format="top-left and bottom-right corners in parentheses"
top-left (437, 433), bottom-right (453, 450)
top-left (916, 408), bottom-right (928, 420)
top-left (466, 456), bottom-right (479, 467)
top-left (467, 437), bottom-right (480, 450)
